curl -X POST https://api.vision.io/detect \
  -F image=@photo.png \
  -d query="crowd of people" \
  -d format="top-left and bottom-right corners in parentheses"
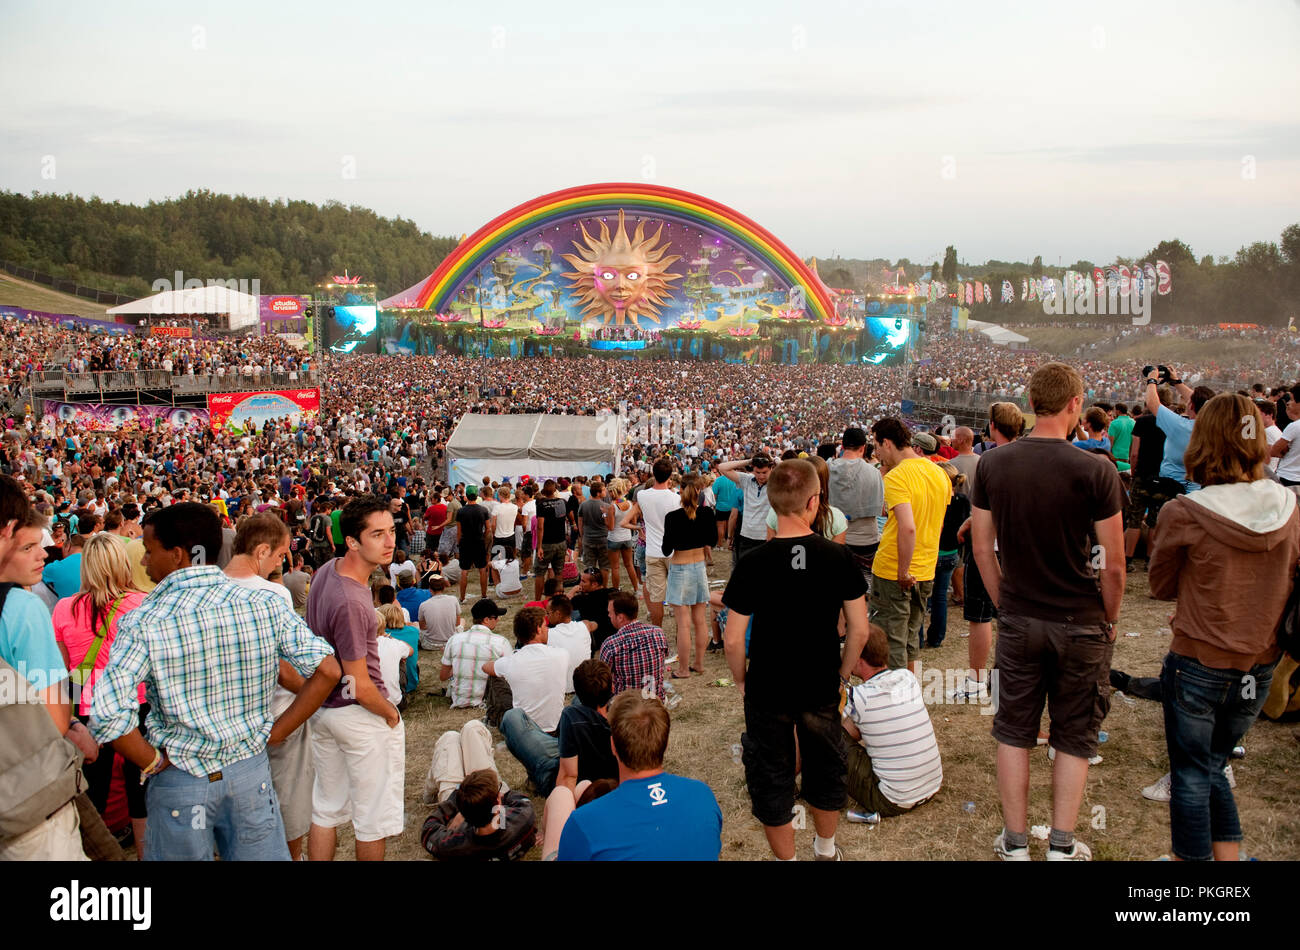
top-left (1, 299), bottom-right (1298, 862)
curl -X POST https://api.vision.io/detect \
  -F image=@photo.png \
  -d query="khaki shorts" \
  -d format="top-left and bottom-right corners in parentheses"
top-left (311, 704), bottom-right (405, 842)
top-left (645, 555), bottom-right (671, 603)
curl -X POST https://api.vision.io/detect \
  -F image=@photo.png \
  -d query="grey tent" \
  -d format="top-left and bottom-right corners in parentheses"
top-left (446, 413), bottom-right (621, 486)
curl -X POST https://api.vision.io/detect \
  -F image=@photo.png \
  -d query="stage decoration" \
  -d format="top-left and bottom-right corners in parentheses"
top-left (434, 312), bottom-right (462, 323)
top-left (559, 209), bottom-right (682, 326)
top-left (410, 183), bottom-right (838, 326)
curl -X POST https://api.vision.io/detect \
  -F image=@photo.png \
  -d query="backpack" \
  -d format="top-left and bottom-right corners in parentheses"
top-left (0, 584), bottom-right (83, 841)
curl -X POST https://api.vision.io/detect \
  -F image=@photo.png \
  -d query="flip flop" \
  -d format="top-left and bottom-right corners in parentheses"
top-left (690, 666), bottom-right (704, 674)
top-left (670, 670), bottom-right (691, 679)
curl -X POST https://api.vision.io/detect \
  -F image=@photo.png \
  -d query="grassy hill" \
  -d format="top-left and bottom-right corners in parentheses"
top-left (0, 272), bottom-right (111, 319)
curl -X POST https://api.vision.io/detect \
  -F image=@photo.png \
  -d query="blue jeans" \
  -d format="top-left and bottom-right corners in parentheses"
top-left (1160, 652), bottom-right (1276, 861)
top-left (925, 552), bottom-right (959, 647)
top-left (145, 750), bottom-right (289, 861)
top-left (500, 708), bottom-right (560, 796)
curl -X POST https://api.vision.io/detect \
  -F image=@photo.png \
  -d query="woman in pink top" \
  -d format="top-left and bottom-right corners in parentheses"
top-left (52, 533), bottom-right (148, 857)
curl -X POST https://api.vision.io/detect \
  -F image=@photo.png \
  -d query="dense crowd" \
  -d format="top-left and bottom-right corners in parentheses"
top-left (1, 305), bottom-right (1299, 864)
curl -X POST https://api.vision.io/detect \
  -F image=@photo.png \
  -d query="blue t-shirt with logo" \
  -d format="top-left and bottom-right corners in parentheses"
top-left (557, 772), bottom-right (722, 861)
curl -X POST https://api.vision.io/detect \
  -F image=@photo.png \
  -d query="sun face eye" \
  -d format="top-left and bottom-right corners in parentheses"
top-left (626, 271), bottom-right (640, 281)
top-left (600, 271), bottom-right (615, 281)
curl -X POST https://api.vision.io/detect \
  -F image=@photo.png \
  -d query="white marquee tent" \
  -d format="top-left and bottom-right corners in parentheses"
top-left (966, 319), bottom-right (1030, 349)
top-left (446, 413), bottom-right (622, 486)
top-left (108, 285), bottom-right (260, 330)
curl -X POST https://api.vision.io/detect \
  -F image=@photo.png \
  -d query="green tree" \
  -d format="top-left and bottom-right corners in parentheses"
top-left (1144, 238), bottom-right (1196, 271)
top-left (941, 246), bottom-right (958, 283)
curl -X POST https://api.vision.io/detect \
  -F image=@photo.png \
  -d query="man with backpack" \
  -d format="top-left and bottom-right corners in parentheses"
top-left (0, 476), bottom-right (88, 860)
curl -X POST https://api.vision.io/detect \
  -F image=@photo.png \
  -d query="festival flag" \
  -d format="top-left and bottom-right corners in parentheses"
top-left (1156, 260), bottom-right (1172, 295)
top-left (1144, 262), bottom-right (1158, 293)
top-left (1093, 267), bottom-right (1105, 296)
top-left (965, 282), bottom-right (973, 305)
top-left (975, 281), bottom-right (983, 303)
top-left (1002, 280), bottom-right (1013, 303)
top-left (1118, 265), bottom-right (1132, 295)
top-left (1021, 278), bottom-right (1028, 300)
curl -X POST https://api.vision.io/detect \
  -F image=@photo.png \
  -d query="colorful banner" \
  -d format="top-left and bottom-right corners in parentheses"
top-left (259, 294), bottom-right (310, 335)
top-left (206, 388), bottom-right (320, 433)
top-left (149, 325), bottom-right (193, 338)
top-left (42, 401), bottom-right (208, 432)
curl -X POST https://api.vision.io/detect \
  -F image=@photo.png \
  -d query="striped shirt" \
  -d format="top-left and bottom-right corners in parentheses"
top-left (89, 566), bottom-right (335, 778)
top-left (441, 625), bottom-right (513, 708)
top-left (844, 669), bottom-right (943, 807)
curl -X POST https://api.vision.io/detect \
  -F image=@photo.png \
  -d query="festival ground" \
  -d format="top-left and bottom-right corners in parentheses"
top-left (309, 552), bottom-right (1298, 863)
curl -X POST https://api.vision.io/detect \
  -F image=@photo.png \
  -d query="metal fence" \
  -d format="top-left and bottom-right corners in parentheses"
top-left (0, 259), bottom-right (136, 306)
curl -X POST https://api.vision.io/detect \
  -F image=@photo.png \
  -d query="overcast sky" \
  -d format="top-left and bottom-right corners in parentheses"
top-left (2, 0), bottom-right (1298, 268)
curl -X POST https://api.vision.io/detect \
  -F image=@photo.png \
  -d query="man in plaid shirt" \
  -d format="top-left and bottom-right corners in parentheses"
top-left (90, 502), bottom-right (341, 861)
top-left (600, 591), bottom-right (666, 701)
top-left (439, 598), bottom-right (512, 708)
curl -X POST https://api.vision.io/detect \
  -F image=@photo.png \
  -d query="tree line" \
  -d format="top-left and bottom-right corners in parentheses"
top-left (818, 227), bottom-right (1300, 326)
top-left (0, 190), bottom-right (460, 300)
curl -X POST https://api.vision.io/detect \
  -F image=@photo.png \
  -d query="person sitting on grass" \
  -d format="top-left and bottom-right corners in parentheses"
top-left (556, 659), bottom-right (619, 792)
top-left (556, 690), bottom-right (722, 861)
top-left (420, 767), bottom-right (536, 862)
top-left (841, 623), bottom-right (943, 818)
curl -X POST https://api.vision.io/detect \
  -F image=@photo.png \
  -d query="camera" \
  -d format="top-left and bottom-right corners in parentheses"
top-left (1140, 364), bottom-right (1172, 384)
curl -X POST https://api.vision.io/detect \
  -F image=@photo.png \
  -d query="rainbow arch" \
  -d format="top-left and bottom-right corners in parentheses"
top-left (415, 182), bottom-right (835, 323)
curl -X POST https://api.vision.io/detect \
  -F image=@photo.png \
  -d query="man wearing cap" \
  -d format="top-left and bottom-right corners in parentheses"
top-left (868, 419), bottom-right (952, 672)
top-left (440, 598), bottom-right (513, 709)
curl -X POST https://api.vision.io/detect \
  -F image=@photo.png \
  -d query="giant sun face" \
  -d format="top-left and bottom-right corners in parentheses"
top-left (560, 209), bottom-right (682, 325)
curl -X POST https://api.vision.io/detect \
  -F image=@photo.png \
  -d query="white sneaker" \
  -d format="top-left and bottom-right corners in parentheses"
top-left (1045, 840), bottom-right (1092, 861)
top-left (1047, 747), bottom-right (1102, 766)
top-left (1142, 766), bottom-right (1234, 802)
top-left (1141, 772), bottom-right (1171, 802)
top-left (993, 829), bottom-right (1031, 861)
top-left (947, 678), bottom-right (987, 701)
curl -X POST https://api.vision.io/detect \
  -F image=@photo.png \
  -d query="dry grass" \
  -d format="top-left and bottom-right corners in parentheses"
top-left (329, 552), bottom-right (1299, 862)
top-left (0, 272), bottom-right (113, 319)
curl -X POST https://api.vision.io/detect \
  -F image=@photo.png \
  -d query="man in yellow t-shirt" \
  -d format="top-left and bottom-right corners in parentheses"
top-left (869, 419), bottom-right (952, 672)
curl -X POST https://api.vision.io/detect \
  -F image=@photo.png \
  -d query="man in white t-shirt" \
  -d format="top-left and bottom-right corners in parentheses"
top-left (491, 554), bottom-right (523, 599)
top-left (223, 513), bottom-right (322, 860)
top-left (492, 487), bottom-right (519, 560)
top-left (1259, 399), bottom-right (1283, 474)
top-left (841, 624), bottom-right (943, 818)
top-left (1268, 389), bottom-right (1300, 486)
top-left (618, 458), bottom-right (679, 626)
top-left (483, 607), bottom-right (568, 796)
top-left (543, 594), bottom-right (591, 693)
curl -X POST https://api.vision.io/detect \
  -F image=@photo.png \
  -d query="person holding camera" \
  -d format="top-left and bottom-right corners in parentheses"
top-left (1142, 364), bottom-right (1216, 501)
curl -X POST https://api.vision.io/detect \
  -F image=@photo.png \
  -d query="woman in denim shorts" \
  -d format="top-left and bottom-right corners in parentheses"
top-left (605, 477), bottom-right (640, 592)
top-left (660, 475), bottom-right (715, 678)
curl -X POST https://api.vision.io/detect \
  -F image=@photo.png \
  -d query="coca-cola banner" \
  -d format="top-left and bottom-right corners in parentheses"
top-left (206, 388), bottom-right (320, 433)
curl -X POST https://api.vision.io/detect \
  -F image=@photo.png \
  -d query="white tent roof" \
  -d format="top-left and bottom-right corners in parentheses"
top-left (108, 286), bottom-right (260, 327)
top-left (447, 413), bottom-right (618, 463)
top-left (966, 319), bottom-right (1029, 346)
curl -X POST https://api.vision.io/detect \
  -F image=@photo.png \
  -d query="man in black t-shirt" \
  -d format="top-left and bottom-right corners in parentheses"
top-left (1124, 386), bottom-right (1173, 567)
top-left (532, 480), bottom-right (571, 599)
top-left (455, 488), bottom-right (492, 603)
top-left (722, 459), bottom-right (868, 862)
top-left (970, 362), bottom-right (1125, 863)
top-left (570, 569), bottom-right (617, 652)
top-left (555, 659), bottom-right (618, 790)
